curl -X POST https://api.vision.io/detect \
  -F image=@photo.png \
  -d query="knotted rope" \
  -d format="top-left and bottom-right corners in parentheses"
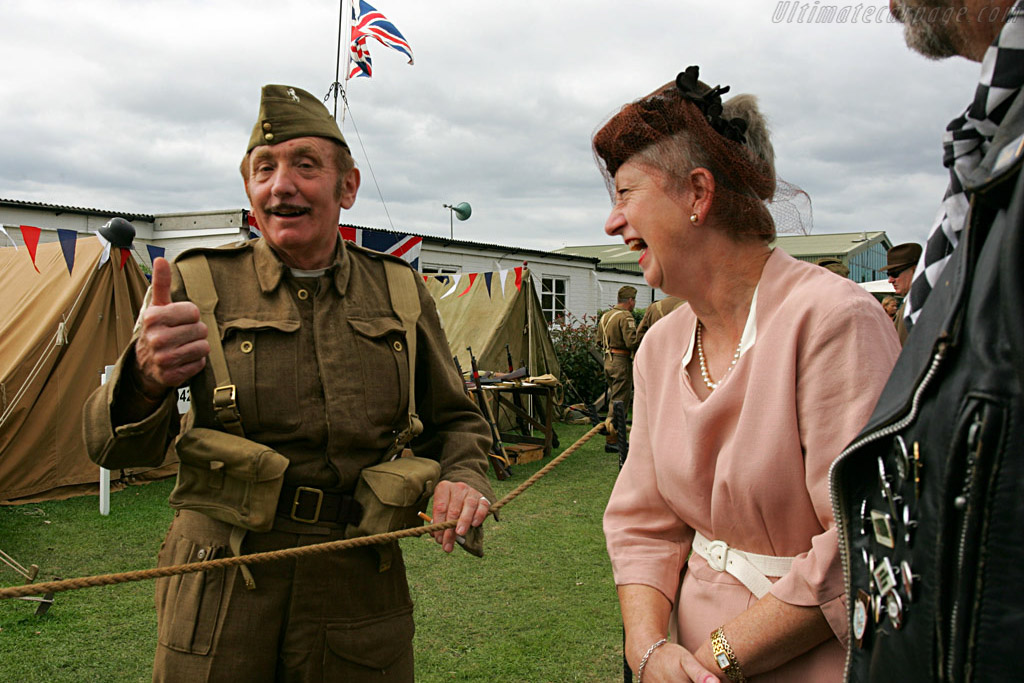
top-left (0, 424), bottom-right (602, 601)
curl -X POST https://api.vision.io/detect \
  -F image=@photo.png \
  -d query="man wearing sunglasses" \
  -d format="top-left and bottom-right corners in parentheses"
top-left (884, 242), bottom-right (922, 345)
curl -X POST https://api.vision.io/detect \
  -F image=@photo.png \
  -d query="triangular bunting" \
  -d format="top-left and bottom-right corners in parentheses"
top-left (146, 244), bottom-right (165, 266)
top-left (441, 274), bottom-right (462, 299)
top-left (514, 266), bottom-right (523, 291)
top-left (57, 229), bottom-right (77, 275)
top-left (434, 274), bottom-right (450, 287)
top-left (423, 274), bottom-right (429, 283)
top-left (456, 273), bottom-right (478, 297)
top-left (497, 269), bottom-right (509, 293)
top-left (0, 225), bottom-right (17, 249)
top-left (483, 272), bottom-right (493, 297)
top-left (118, 247), bottom-right (131, 270)
top-left (94, 230), bottom-right (112, 266)
top-left (20, 225), bottom-right (41, 273)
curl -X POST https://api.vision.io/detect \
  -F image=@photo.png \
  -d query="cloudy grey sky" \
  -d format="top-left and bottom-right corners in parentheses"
top-left (0, 1), bottom-right (981, 251)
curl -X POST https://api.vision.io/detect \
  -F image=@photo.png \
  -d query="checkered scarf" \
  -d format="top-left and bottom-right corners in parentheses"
top-left (905, 1), bottom-right (1024, 328)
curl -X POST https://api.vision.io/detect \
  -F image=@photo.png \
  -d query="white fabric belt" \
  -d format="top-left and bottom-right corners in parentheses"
top-left (690, 531), bottom-right (796, 599)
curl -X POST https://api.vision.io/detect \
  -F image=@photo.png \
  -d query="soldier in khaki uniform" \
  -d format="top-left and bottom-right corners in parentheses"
top-left (82, 85), bottom-right (494, 682)
top-left (597, 286), bottom-right (639, 448)
top-left (636, 295), bottom-right (685, 347)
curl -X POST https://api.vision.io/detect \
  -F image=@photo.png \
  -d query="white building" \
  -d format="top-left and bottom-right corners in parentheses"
top-left (0, 198), bottom-right (651, 323)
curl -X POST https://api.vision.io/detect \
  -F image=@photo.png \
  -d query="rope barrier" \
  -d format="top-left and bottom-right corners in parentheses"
top-left (0, 424), bottom-right (602, 601)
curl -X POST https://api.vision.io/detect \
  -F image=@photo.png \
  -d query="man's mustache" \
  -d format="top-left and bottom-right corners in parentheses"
top-left (264, 204), bottom-right (311, 215)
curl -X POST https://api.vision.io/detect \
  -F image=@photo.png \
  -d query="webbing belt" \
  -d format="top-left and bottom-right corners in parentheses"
top-left (382, 260), bottom-right (423, 459)
top-left (176, 257), bottom-right (244, 439)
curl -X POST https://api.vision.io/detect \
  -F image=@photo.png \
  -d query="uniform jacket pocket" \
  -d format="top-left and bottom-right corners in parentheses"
top-left (348, 316), bottom-right (408, 428)
top-left (155, 533), bottom-right (228, 656)
top-left (220, 318), bottom-right (301, 433)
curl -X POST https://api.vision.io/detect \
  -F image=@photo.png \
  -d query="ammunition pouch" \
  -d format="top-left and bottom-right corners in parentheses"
top-left (345, 456), bottom-right (441, 540)
top-left (169, 428), bottom-right (289, 533)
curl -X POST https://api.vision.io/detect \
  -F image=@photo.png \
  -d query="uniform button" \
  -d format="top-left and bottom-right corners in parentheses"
top-left (197, 548), bottom-right (207, 560)
top-left (263, 122), bottom-right (272, 131)
top-left (264, 132), bottom-right (274, 141)
top-left (392, 340), bottom-right (404, 352)
top-left (240, 341), bottom-right (254, 354)
top-left (297, 289), bottom-right (309, 301)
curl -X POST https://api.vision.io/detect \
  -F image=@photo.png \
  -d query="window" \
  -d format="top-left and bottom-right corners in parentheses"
top-left (540, 276), bottom-right (567, 324)
top-left (421, 264), bottom-right (459, 274)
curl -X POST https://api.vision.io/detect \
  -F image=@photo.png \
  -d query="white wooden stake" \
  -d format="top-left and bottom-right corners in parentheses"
top-left (99, 365), bottom-right (115, 516)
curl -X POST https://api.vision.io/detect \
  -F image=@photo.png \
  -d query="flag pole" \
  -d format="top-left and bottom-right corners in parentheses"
top-left (339, 0), bottom-right (353, 123)
top-left (331, 0), bottom-right (352, 121)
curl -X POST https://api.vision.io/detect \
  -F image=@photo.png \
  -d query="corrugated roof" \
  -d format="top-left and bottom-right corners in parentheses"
top-left (553, 243), bottom-right (640, 265)
top-left (0, 197), bottom-right (155, 221)
top-left (771, 231), bottom-right (889, 256)
top-left (557, 232), bottom-right (890, 268)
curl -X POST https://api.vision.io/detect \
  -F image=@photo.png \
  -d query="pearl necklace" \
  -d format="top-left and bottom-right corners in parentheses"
top-left (696, 321), bottom-right (742, 391)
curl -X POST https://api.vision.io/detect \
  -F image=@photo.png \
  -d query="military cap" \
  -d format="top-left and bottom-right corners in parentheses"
top-left (617, 285), bottom-right (638, 301)
top-left (816, 258), bottom-right (850, 278)
top-left (885, 243), bottom-right (923, 274)
top-left (246, 84), bottom-right (349, 153)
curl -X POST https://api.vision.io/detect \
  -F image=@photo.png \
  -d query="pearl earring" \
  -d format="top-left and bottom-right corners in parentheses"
top-left (690, 213), bottom-right (698, 224)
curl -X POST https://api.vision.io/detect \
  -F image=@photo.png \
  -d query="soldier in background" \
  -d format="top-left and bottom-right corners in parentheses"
top-left (636, 295), bottom-right (685, 347)
top-left (597, 286), bottom-right (638, 451)
top-left (815, 257), bottom-right (850, 279)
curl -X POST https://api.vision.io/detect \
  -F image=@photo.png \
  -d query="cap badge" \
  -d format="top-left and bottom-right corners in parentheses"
top-left (287, 88), bottom-right (300, 103)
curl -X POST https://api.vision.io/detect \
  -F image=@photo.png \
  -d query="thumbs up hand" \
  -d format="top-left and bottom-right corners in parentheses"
top-left (132, 258), bottom-right (210, 400)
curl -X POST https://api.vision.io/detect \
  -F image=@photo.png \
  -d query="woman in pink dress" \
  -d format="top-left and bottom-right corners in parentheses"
top-left (596, 67), bottom-right (901, 682)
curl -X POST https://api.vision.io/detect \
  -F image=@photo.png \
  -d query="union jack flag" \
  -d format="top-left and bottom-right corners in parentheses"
top-left (339, 225), bottom-right (422, 270)
top-left (244, 215), bottom-right (421, 270)
top-left (348, 0), bottom-right (414, 79)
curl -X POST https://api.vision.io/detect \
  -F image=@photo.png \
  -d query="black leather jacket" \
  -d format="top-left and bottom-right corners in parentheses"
top-left (831, 95), bottom-right (1024, 681)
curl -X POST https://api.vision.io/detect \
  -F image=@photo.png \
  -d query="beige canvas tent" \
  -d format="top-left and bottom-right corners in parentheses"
top-left (424, 266), bottom-right (560, 382)
top-left (0, 237), bottom-right (173, 503)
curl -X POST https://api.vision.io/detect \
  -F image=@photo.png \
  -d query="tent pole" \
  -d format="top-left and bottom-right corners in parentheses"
top-left (526, 266), bottom-right (535, 429)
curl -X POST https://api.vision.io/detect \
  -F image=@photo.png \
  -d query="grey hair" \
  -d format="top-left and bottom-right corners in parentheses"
top-left (721, 94), bottom-right (775, 184)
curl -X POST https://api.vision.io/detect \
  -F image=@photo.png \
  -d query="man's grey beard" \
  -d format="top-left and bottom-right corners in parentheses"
top-left (892, 0), bottom-right (963, 59)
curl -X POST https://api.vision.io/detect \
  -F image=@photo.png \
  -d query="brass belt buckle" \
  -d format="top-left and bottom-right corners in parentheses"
top-left (291, 486), bottom-right (324, 524)
top-left (212, 384), bottom-right (237, 408)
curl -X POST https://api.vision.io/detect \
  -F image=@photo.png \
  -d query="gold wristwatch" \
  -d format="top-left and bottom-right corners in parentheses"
top-left (710, 627), bottom-right (746, 682)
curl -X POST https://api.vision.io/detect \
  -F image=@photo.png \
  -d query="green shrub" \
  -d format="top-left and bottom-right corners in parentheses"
top-left (550, 313), bottom-right (605, 405)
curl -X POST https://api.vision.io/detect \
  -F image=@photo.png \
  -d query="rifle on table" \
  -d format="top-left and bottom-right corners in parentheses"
top-left (505, 343), bottom-right (531, 436)
top-left (492, 367), bottom-right (528, 382)
top-left (453, 355), bottom-right (470, 393)
top-left (467, 346), bottom-right (512, 480)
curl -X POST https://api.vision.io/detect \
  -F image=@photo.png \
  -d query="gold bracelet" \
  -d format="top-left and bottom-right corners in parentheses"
top-left (710, 626), bottom-right (746, 682)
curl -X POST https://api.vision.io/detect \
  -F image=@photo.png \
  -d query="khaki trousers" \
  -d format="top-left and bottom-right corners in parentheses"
top-left (604, 355), bottom-right (633, 415)
top-left (152, 510), bottom-right (414, 682)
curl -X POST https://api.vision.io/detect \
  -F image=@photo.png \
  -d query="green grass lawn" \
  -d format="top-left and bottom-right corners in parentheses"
top-left (0, 424), bottom-right (625, 682)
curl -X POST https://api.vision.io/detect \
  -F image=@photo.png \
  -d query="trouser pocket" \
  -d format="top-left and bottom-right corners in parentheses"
top-left (322, 605), bottom-right (415, 681)
top-left (155, 530), bottom-right (228, 655)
